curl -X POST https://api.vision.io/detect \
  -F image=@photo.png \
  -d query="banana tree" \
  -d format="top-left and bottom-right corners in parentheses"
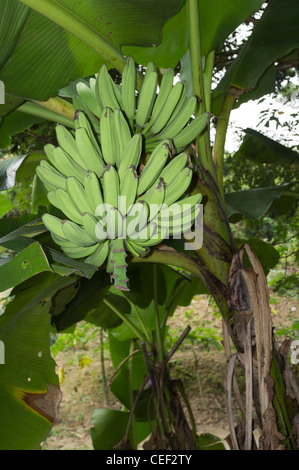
top-left (0, 0), bottom-right (298, 450)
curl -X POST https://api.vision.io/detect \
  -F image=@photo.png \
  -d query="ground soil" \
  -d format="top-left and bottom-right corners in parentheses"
top-left (41, 290), bottom-right (299, 451)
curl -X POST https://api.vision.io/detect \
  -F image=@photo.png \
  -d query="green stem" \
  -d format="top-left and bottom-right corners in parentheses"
top-left (128, 300), bottom-right (152, 344)
top-left (212, 91), bottom-right (236, 203)
top-left (187, 0), bottom-right (215, 178)
top-left (100, 328), bottom-right (108, 407)
top-left (17, 100), bottom-right (75, 128)
top-left (102, 298), bottom-right (145, 342)
top-left (203, 50), bottom-right (215, 114)
top-left (129, 339), bottom-right (137, 449)
top-left (187, 0), bottom-right (205, 116)
top-left (153, 264), bottom-right (164, 362)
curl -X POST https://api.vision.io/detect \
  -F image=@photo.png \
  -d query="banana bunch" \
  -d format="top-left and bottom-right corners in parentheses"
top-left (74, 57), bottom-right (210, 152)
top-left (37, 59), bottom-right (204, 291)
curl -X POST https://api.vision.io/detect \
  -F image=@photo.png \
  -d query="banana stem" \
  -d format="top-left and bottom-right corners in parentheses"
top-left (187, 0), bottom-right (206, 116)
top-left (102, 298), bottom-right (146, 342)
top-left (212, 90), bottom-right (236, 203)
top-left (153, 264), bottom-right (164, 362)
top-left (187, 0), bottom-right (215, 179)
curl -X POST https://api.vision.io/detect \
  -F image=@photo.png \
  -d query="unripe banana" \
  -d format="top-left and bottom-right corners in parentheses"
top-left (42, 213), bottom-right (66, 240)
top-left (149, 68), bottom-right (174, 124)
top-left (164, 167), bottom-right (193, 206)
top-left (66, 176), bottom-right (94, 215)
top-left (55, 125), bottom-right (87, 168)
top-left (172, 112), bottom-right (210, 151)
top-left (63, 243), bottom-right (99, 259)
top-left (125, 240), bottom-right (149, 257)
top-left (118, 133), bottom-right (142, 181)
top-left (48, 188), bottom-right (83, 224)
top-left (154, 95), bottom-right (198, 141)
top-left (84, 239), bottom-right (109, 266)
top-left (96, 64), bottom-right (122, 111)
top-left (74, 110), bottom-right (101, 150)
top-left (137, 140), bottom-right (171, 196)
top-left (36, 160), bottom-right (67, 191)
top-left (62, 219), bottom-right (96, 246)
top-left (113, 109), bottom-right (132, 166)
top-left (100, 107), bottom-right (117, 165)
top-left (121, 56), bottom-right (136, 121)
top-left (45, 145), bottom-right (87, 184)
top-left (82, 212), bottom-right (106, 242)
top-left (75, 126), bottom-right (105, 177)
top-left (101, 164), bottom-right (120, 208)
top-left (119, 165), bottom-right (138, 215)
top-left (76, 81), bottom-right (102, 118)
top-left (135, 66), bottom-right (158, 128)
top-left (84, 171), bottom-right (104, 215)
top-left (159, 152), bottom-right (189, 186)
top-left (140, 177), bottom-right (166, 221)
top-left (146, 81), bottom-right (184, 135)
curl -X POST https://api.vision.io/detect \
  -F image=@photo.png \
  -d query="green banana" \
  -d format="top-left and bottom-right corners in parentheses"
top-left (45, 144), bottom-right (87, 184)
top-left (66, 176), bottom-right (94, 215)
top-left (75, 126), bottom-right (105, 176)
top-left (159, 152), bottom-right (189, 186)
top-left (51, 233), bottom-right (80, 249)
top-left (84, 171), bottom-right (104, 215)
top-left (84, 239), bottom-right (109, 267)
top-left (121, 56), bottom-right (136, 121)
top-left (63, 243), bottom-right (99, 259)
top-left (113, 109), bottom-right (132, 166)
top-left (135, 67), bottom-right (158, 128)
top-left (117, 133), bottom-right (142, 181)
top-left (74, 110), bottom-right (101, 150)
top-left (48, 188), bottom-right (83, 225)
top-left (62, 219), bottom-right (96, 246)
top-left (55, 125), bottom-right (87, 169)
top-left (96, 64), bottom-right (122, 111)
top-left (36, 160), bottom-right (67, 191)
top-left (172, 112), bottom-right (210, 151)
top-left (82, 212), bottom-right (106, 242)
top-left (146, 81), bottom-right (184, 135)
top-left (101, 164), bottom-right (120, 208)
top-left (42, 213), bottom-right (66, 240)
top-left (125, 240), bottom-right (149, 257)
top-left (140, 177), bottom-right (166, 221)
top-left (137, 140), bottom-right (171, 196)
top-left (100, 107), bottom-right (117, 165)
top-left (148, 68), bottom-right (174, 124)
top-left (158, 194), bottom-right (202, 223)
top-left (154, 95), bottom-right (198, 141)
top-left (76, 81), bottom-right (102, 118)
top-left (164, 167), bottom-right (193, 206)
top-left (119, 165), bottom-right (138, 215)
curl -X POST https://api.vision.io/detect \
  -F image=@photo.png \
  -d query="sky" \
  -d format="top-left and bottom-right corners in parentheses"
top-left (224, 81), bottom-right (299, 153)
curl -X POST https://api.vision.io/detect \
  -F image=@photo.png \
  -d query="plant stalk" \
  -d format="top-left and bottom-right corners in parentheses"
top-left (212, 90), bottom-right (236, 203)
top-left (102, 298), bottom-right (145, 343)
